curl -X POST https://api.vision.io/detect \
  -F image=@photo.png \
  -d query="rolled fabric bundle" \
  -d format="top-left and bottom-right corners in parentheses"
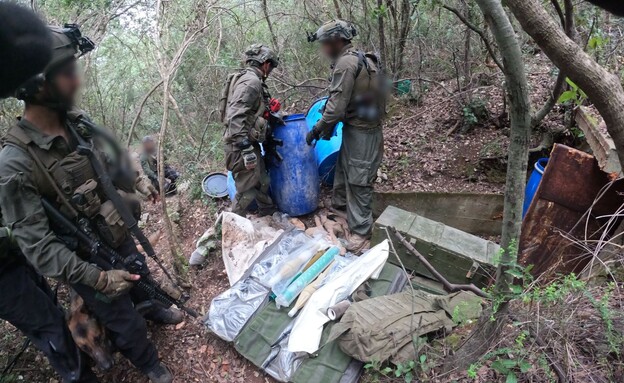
top-left (327, 300), bottom-right (352, 321)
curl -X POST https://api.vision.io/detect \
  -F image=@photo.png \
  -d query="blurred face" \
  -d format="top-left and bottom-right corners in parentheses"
top-left (143, 140), bottom-right (156, 154)
top-left (46, 60), bottom-right (81, 107)
top-left (320, 39), bottom-right (346, 60)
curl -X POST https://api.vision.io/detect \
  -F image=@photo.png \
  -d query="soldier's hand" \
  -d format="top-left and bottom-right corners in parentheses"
top-left (306, 129), bottom-right (319, 146)
top-left (241, 146), bottom-right (258, 170)
top-left (94, 270), bottom-right (140, 299)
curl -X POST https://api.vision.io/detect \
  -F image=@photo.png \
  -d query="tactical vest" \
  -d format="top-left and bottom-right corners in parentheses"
top-left (3, 122), bottom-right (130, 248)
top-left (350, 50), bottom-right (386, 122)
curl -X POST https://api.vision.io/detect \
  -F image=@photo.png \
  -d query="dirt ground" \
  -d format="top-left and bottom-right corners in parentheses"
top-left (0, 57), bottom-right (570, 383)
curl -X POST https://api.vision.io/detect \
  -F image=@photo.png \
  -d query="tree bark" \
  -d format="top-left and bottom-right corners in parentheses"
top-left (508, 0), bottom-right (624, 171)
top-left (261, 0), bottom-right (279, 51)
top-left (444, 0), bottom-right (531, 371)
top-left (332, 0), bottom-right (343, 19)
top-left (377, 0), bottom-right (387, 67)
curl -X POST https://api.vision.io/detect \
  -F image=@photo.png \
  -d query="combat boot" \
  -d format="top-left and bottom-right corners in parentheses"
top-left (346, 234), bottom-right (370, 255)
top-left (144, 306), bottom-right (184, 325)
top-left (146, 362), bottom-right (173, 383)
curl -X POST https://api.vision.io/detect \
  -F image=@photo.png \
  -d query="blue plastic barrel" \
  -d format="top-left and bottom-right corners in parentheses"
top-left (269, 114), bottom-right (320, 216)
top-left (226, 171), bottom-right (258, 210)
top-left (523, 158), bottom-right (549, 218)
top-left (305, 97), bottom-right (343, 184)
top-left (226, 171), bottom-right (236, 201)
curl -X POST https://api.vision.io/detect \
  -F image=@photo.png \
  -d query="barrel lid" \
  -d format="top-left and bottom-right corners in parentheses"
top-left (202, 172), bottom-right (228, 198)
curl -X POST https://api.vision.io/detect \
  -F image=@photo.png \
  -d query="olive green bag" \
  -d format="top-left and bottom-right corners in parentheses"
top-left (233, 262), bottom-right (408, 383)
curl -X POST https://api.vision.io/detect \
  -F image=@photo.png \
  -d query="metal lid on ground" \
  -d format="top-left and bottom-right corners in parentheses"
top-left (202, 172), bottom-right (229, 198)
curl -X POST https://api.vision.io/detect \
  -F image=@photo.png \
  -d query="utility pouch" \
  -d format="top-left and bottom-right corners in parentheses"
top-left (72, 179), bottom-right (101, 217)
top-left (50, 151), bottom-right (96, 197)
top-left (249, 117), bottom-right (268, 143)
top-left (95, 201), bottom-right (127, 248)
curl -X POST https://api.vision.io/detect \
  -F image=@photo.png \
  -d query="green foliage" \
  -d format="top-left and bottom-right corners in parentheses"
top-left (364, 354), bottom-right (428, 383)
top-left (461, 98), bottom-right (489, 133)
top-left (467, 347), bottom-right (532, 383)
top-left (557, 78), bottom-right (587, 106)
top-left (584, 283), bottom-right (623, 355)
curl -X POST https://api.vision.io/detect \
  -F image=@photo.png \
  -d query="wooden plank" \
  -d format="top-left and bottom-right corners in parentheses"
top-left (373, 192), bottom-right (504, 237)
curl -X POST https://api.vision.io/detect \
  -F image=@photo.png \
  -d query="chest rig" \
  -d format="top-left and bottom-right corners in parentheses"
top-left (4, 120), bottom-right (134, 249)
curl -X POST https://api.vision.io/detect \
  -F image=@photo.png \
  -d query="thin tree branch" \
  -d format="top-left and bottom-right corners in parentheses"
top-left (550, 0), bottom-right (566, 28)
top-left (126, 79), bottom-right (164, 147)
top-left (389, 226), bottom-right (490, 299)
top-left (442, 5), bottom-right (504, 72)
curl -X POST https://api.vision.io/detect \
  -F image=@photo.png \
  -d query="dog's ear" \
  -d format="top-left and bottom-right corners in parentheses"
top-left (0, 3), bottom-right (52, 98)
top-left (585, 0), bottom-right (624, 17)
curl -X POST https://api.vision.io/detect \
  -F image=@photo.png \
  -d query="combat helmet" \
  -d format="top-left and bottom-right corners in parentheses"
top-left (15, 23), bottom-right (94, 101)
top-left (308, 19), bottom-right (357, 43)
top-left (244, 44), bottom-right (279, 68)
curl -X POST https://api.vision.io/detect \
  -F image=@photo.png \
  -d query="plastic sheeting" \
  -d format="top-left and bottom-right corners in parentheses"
top-left (221, 212), bottom-right (286, 286)
top-left (205, 230), bottom-right (310, 341)
top-left (287, 240), bottom-right (390, 354)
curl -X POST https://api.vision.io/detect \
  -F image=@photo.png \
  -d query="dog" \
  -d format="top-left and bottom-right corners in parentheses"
top-left (67, 290), bottom-right (115, 371)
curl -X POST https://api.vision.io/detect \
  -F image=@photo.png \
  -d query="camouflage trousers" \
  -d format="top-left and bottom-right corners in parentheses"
top-left (332, 126), bottom-right (383, 237)
top-left (226, 146), bottom-right (274, 215)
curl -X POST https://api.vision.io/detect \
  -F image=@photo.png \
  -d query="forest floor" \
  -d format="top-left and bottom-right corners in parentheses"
top-left (0, 56), bottom-right (574, 383)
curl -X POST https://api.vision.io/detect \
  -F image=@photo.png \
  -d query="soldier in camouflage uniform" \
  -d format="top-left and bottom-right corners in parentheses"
top-left (140, 136), bottom-right (179, 195)
top-left (0, 25), bottom-right (175, 383)
top-left (307, 20), bottom-right (385, 254)
top-left (223, 44), bottom-right (279, 216)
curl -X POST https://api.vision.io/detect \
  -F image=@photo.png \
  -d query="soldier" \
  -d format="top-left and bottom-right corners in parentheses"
top-left (306, 20), bottom-right (385, 254)
top-left (221, 44), bottom-right (279, 216)
top-left (0, 25), bottom-right (177, 383)
top-left (140, 135), bottom-right (180, 195)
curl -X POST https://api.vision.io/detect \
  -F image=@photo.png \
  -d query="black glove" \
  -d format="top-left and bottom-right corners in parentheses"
top-left (306, 129), bottom-right (320, 146)
top-left (241, 145), bottom-right (258, 170)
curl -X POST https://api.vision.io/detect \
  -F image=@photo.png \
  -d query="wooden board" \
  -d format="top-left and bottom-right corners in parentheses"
top-left (373, 192), bottom-right (504, 237)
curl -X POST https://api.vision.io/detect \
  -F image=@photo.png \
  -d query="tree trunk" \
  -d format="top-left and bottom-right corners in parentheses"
top-left (394, 0), bottom-right (413, 80)
top-left (377, 0), bottom-right (387, 67)
top-left (332, 0), bottom-right (343, 19)
top-left (508, 0), bottom-right (624, 171)
top-left (261, 0), bottom-right (279, 51)
top-left (157, 76), bottom-right (187, 280)
top-left (444, 0), bottom-right (531, 371)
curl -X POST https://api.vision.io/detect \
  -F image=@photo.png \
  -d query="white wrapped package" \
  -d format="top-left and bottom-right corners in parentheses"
top-left (287, 240), bottom-right (390, 354)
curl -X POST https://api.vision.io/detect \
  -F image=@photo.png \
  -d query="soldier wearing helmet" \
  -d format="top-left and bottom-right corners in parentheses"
top-left (221, 44), bottom-right (280, 216)
top-left (307, 20), bottom-right (385, 254)
top-left (0, 25), bottom-right (176, 383)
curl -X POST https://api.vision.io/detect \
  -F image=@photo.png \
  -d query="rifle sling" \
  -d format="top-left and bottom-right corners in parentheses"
top-left (67, 123), bottom-right (159, 261)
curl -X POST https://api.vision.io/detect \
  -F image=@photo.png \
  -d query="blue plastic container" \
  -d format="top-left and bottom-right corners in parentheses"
top-left (269, 114), bottom-right (320, 216)
top-left (226, 171), bottom-right (258, 210)
top-left (523, 158), bottom-right (549, 218)
top-left (305, 98), bottom-right (343, 184)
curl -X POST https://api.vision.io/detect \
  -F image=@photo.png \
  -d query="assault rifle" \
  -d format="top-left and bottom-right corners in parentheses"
top-left (41, 198), bottom-right (199, 318)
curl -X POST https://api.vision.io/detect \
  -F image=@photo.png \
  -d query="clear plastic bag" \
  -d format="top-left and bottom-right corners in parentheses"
top-left (264, 235), bottom-right (330, 291)
top-left (205, 230), bottom-right (310, 341)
